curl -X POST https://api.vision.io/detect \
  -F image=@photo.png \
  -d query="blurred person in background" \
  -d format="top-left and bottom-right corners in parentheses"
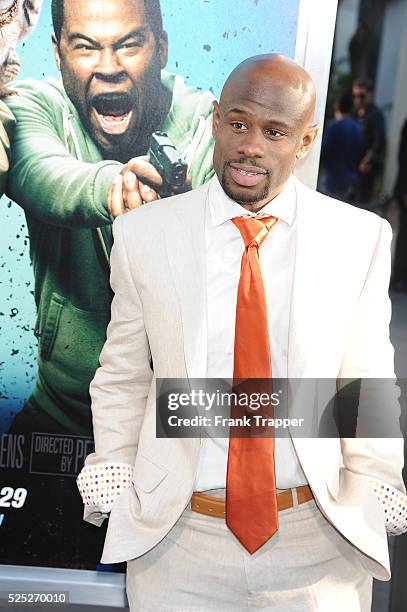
top-left (352, 79), bottom-right (386, 206)
top-left (321, 92), bottom-right (364, 202)
top-left (391, 118), bottom-right (407, 292)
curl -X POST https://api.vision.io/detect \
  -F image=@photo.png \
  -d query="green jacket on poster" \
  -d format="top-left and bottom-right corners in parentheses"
top-left (5, 71), bottom-right (215, 434)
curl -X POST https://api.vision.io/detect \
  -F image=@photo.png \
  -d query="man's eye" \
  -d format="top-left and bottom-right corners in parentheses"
top-left (231, 122), bottom-right (247, 130)
top-left (266, 129), bottom-right (284, 138)
top-left (119, 41), bottom-right (143, 50)
top-left (75, 44), bottom-right (95, 51)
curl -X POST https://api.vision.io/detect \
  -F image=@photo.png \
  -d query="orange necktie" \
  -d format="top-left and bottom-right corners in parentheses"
top-left (226, 215), bottom-right (278, 554)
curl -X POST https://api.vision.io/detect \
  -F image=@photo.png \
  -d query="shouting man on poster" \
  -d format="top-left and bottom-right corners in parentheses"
top-left (5, 0), bottom-right (214, 436)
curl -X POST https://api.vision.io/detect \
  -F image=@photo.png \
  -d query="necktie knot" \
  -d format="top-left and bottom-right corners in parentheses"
top-left (232, 216), bottom-right (277, 250)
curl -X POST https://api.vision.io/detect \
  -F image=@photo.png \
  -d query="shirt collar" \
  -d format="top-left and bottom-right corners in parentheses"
top-left (208, 174), bottom-right (296, 228)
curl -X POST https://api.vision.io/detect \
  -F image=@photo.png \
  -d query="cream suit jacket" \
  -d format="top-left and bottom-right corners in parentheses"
top-left (84, 177), bottom-right (405, 580)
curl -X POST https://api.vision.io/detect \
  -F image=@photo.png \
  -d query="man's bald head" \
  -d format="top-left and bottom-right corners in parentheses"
top-left (212, 54), bottom-right (319, 211)
top-left (221, 54), bottom-right (316, 128)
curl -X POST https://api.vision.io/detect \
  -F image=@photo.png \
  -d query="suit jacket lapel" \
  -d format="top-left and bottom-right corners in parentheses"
top-left (288, 179), bottom-right (313, 378)
top-left (288, 179), bottom-right (342, 497)
top-left (164, 184), bottom-right (209, 379)
top-left (288, 178), bottom-right (353, 379)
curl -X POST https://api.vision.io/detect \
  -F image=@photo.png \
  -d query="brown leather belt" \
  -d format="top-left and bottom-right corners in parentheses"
top-left (191, 485), bottom-right (313, 519)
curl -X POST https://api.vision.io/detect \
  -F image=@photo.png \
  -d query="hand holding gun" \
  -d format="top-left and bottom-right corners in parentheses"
top-left (107, 132), bottom-right (190, 219)
top-left (148, 131), bottom-right (188, 197)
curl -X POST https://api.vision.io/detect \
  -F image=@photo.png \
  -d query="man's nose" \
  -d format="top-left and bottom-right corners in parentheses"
top-left (94, 49), bottom-right (127, 82)
top-left (237, 128), bottom-right (265, 158)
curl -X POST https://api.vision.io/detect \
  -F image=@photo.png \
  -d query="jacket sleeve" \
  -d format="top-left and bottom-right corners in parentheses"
top-left (78, 214), bottom-right (153, 525)
top-left (4, 82), bottom-right (121, 228)
top-left (363, 109), bottom-right (386, 165)
top-left (0, 99), bottom-right (14, 196)
top-left (338, 219), bottom-right (406, 532)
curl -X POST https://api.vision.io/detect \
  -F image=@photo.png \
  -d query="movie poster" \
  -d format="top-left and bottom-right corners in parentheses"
top-left (0, 0), bottom-right (337, 595)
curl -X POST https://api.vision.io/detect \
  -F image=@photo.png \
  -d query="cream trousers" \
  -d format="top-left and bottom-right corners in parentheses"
top-left (126, 498), bottom-right (373, 611)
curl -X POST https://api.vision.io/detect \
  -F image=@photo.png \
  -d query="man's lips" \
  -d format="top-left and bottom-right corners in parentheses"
top-left (92, 107), bottom-right (133, 136)
top-left (228, 163), bottom-right (267, 187)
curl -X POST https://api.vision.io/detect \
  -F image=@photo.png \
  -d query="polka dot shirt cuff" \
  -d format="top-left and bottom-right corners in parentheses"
top-left (370, 479), bottom-right (407, 536)
top-left (77, 463), bottom-right (134, 512)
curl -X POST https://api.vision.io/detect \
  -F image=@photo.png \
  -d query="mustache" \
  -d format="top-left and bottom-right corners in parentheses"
top-left (91, 92), bottom-right (135, 116)
top-left (227, 159), bottom-right (269, 173)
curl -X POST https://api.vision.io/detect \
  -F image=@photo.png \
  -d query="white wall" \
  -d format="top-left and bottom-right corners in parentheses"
top-left (294, 0), bottom-right (339, 188)
top-left (333, 0), bottom-right (359, 71)
top-left (375, 0), bottom-right (406, 125)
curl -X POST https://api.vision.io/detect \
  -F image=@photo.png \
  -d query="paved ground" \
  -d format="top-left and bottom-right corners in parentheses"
top-left (0, 605), bottom-right (126, 612)
top-left (0, 607), bottom-right (126, 611)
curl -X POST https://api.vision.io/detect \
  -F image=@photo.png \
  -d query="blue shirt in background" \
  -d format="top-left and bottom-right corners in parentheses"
top-left (321, 117), bottom-right (364, 197)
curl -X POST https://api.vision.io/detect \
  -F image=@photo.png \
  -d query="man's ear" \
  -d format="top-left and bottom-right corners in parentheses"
top-left (296, 124), bottom-right (319, 160)
top-left (52, 33), bottom-right (61, 71)
top-left (158, 31), bottom-right (168, 69)
top-left (212, 100), bottom-right (220, 139)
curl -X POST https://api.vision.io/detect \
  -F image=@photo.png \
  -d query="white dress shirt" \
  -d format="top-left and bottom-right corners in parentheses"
top-left (194, 175), bottom-right (308, 491)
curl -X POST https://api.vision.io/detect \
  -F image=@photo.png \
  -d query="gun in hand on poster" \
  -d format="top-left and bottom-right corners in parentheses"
top-left (108, 132), bottom-right (190, 218)
top-left (148, 131), bottom-right (188, 197)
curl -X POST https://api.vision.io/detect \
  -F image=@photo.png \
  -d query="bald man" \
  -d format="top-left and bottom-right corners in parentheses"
top-left (77, 55), bottom-right (406, 611)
